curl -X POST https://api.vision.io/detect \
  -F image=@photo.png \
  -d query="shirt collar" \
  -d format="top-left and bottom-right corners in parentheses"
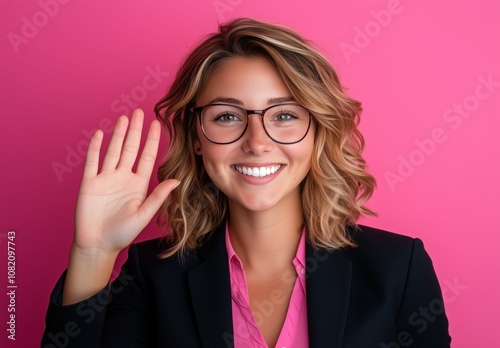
top-left (225, 221), bottom-right (307, 271)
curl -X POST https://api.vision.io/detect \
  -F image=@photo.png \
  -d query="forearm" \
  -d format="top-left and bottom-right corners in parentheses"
top-left (62, 244), bottom-right (119, 305)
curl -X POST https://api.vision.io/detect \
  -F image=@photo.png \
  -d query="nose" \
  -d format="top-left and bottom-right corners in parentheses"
top-left (241, 114), bottom-right (273, 155)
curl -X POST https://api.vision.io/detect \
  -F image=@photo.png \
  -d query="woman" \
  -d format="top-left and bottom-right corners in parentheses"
top-left (42, 18), bottom-right (451, 347)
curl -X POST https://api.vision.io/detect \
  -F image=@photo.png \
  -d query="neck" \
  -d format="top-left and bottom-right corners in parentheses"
top-left (227, 190), bottom-right (304, 276)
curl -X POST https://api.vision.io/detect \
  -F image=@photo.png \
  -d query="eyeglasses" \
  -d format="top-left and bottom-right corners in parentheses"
top-left (189, 103), bottom-right (312, 144)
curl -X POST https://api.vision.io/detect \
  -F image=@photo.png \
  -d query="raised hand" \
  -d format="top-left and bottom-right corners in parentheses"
top-left (63, 109), bottom-right (179, 304)
top-left (74, 108), bottom-right (178, 254)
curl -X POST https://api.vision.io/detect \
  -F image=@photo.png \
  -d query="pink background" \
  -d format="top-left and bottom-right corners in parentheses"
top-left (1, 0), bottom-right (499, 347)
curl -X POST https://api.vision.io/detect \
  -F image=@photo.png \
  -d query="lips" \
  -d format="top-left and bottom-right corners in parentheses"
top-left (234, 164), bottom-right (282, 178)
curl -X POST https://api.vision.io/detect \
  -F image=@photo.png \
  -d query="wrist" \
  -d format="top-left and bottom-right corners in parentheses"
top-left (70, 242), bottom-right (120, 264)
top-left (62, 244), bottom-right (120, 305)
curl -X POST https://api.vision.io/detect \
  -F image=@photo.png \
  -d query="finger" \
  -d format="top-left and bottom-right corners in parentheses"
top-left (101, 116), bottom-right (129, 171)
top-left (82, 129), bottom-right (104, 179)
top-left (136, 119), bottom-right (161, 178)
top-left (117, 109), bottom-right (144, 170)
top-left (137, 179), bottom-right (180, 226)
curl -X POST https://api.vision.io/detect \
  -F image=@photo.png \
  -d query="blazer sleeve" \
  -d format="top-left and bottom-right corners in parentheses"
top-left (41, 270), bottom-right (107, 348)
top-left (395, 238), bottom-right (451, 347)
top-left (41, 244), bottom-right (155, 348)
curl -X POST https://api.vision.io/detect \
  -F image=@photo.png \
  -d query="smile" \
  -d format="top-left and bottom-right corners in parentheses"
top-left (234, 164), bottom-right (282, 178)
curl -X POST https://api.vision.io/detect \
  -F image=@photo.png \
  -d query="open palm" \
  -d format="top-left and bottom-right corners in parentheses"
top-left (73, 109), bottom-right (178, 254)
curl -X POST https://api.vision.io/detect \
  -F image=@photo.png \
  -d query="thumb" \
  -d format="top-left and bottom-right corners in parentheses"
top-left (138, 179), bottom-right (180, 223)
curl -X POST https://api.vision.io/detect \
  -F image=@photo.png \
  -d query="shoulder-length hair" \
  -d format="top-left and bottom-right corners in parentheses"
top-left (154, 17), bottom-right (376, 258)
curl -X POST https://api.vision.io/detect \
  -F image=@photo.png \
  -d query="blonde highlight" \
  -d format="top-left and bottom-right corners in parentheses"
top-left (154, 18), bottom-right (376, 258)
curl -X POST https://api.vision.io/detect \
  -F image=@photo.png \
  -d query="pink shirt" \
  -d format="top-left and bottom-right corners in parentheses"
top-left (225, 223), bottom-right (309, 348)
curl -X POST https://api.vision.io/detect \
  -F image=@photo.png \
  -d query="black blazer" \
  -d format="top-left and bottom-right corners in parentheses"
top-left (42, 224), bottom-right (451, 347)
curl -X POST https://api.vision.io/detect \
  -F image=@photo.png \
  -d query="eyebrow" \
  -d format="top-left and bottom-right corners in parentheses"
top-left (268, 96), bottom-right (295, 104)
top-left (207, 96), bottom-right (296, 106)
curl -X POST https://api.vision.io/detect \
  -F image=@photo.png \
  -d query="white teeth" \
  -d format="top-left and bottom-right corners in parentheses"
top-left (235, 165), bottom-right (281, 178)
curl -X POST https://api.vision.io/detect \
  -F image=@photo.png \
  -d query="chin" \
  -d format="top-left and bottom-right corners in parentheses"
top-left (231, 195), bottom-right (281, 213)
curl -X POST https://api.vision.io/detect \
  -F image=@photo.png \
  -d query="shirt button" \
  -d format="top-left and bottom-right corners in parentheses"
top-left (301, 268), bottom-right (305, 275)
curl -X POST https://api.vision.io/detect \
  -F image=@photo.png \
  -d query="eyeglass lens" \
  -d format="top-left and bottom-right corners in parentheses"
top-left (200, 104), bottom-right (310, 144)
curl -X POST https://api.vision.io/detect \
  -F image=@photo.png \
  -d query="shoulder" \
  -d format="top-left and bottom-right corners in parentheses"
top-left (130, 237), bottom-right (171, 255)
top-left (349, 224), bottom-right (419, 256)
top-left (337, 225), bottom-right (441, 304)
top-left (124, 237), bottom-right (199, 276)
top-left (126, 228), bottom-right (223, 272)
top-left (345, 224), bottom-right (430, 276)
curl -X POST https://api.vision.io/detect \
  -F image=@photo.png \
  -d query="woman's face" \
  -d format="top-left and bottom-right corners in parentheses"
top-left (194, 56), bottom-right (315, 214)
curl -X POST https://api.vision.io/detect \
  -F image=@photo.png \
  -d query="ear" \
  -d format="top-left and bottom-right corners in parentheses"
top-left (193, 139), bottom-right (202, 155)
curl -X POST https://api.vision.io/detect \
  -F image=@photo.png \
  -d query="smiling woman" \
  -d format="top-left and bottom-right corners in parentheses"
top-left (41, 18), bottom-right (451, 347)
top-left (189, 56), bottom-right (316, 219)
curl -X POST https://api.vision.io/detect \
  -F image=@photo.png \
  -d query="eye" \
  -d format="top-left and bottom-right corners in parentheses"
top-left (271, 111), bottom-right (299, 123)
top-left (216, 113), bottom-right (241, 122)
top-left (275, 113), bottom-right (296, 121)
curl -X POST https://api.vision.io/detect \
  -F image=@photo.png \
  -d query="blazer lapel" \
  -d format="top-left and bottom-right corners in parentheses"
top-left (306, 243), bottom-right (352, 348)
top-left (187, 225), bottom-right (234, 348)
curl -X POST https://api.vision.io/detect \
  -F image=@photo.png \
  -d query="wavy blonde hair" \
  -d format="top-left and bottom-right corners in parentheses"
top-left (154, 18), bottom-right (376, 258)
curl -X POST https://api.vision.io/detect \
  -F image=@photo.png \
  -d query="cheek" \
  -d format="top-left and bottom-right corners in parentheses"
top-left (199, 142), bottom-right (230, 177)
